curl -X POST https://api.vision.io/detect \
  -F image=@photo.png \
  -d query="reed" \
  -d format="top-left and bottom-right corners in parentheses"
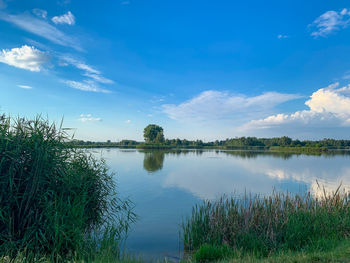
top-left (182, 184), bottom-right (350, 258)
top-left (0, 115), bottom-right (136, 262)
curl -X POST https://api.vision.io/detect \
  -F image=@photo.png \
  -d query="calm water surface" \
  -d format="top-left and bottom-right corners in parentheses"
top-left (92, 149), bottom-right (350, 259)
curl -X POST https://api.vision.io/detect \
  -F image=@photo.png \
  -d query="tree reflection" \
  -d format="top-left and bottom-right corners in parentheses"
top-left (143, 151), bottom-right (165, 173)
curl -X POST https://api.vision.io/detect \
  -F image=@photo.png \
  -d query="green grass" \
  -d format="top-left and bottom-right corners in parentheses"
top-left (182, 185), bottom-right (350, 259)
top-left (269, 146), bottom-right (328, 154)
top-left (0, 115), bottom-right (136, 262)
top-left (185, 239), bottom-right (350, 263)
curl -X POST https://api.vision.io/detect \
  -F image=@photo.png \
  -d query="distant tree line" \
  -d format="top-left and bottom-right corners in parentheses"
top-left (70, 136), bottom-right (350, 149)
top-left (69, 124), bottom-right (350, 149)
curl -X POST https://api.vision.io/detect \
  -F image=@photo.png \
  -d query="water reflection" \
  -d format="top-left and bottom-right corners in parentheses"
top-left (96, 148), bottom-right (350, 258)
top-left (143, 151), bottom-right (165, 173)
top-left (160, 150), bottom-right (350, 198)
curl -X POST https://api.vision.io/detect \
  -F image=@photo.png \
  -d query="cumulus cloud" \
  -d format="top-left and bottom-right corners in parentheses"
top-left (18, 85), bottom-right (33, 89)
top-left (78, 114), bottom-right (102, 122)
top-left (310, 8), bottom-right (350, 37)
top-left (52, 11), bottom-right (75, 25)
top-left (0, 45), bottom-right (48, 72)
top-left (64, 80), bottom-right (111, 93)
top-left (162, 90), bottom-right (301, 121)
top-left (242, 83), bottom-right (350, 131)
top-left (32, 8), bottom-right (47, 19)
top-left (0, 12), bottom-right (81, 50)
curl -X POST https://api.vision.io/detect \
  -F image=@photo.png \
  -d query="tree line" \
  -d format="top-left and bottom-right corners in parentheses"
top-left (69, 124), bottom-right (350, 149)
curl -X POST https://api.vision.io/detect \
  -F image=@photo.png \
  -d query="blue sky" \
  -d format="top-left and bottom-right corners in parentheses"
top-left (1, 0), bottom-right (350, 141)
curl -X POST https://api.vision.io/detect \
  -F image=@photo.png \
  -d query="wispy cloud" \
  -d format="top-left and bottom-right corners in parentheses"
top-left (343, 70), bottom-right (350, 80)
top-left (82, 72), bottom-right (114, 84)
top-left (241, 83), bottom-right (350, 132)
top-left (52, 11), bottom-right (75, 25)
top-left (60, 56), bottom-right (99, 74)
top-left (57, 0), bottom-right (71, 5)
top-left (162, 90), bottom-right (301, 122)
top-left (0, 45), bottom-right (49, 72)
top-left (277, 34), bottom-right (288, 39)
top-left (0, 0), bottom-right (7, 9)
top-left (18, 85), bottom-right (33, 89)
top-left (0, 12), bottom-right (81, 50)
top-left (78, 114), bottom-right (102, 122)
top-left (60, 55), bottom-right (114, 84)
top-left (310, 8), bottom-right (350, 37)
top-left (64, 80), bottom-right (111, 93)
top-left (32, 8), bottom-right (47, 19)
top-left (125, 120), bottom-right (131, 123)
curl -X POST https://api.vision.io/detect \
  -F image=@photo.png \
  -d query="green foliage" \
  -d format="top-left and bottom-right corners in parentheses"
top-left (70, 136), bottom-right (350, 152)
top-left (193, 244), bottom-right (233, 262)
top-left (213, 239), bottom-right (350, 263)
top-left (0, 115), bottom-right (136, 261)
top-left (182, 186), bottom-right (350, 257)
top-left (143, 124), bottom-right (164, 143)
top-left (143, 151), bottom-right (165, 172)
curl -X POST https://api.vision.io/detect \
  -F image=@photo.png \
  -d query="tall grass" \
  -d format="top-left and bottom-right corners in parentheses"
top-left (0, 115), bottom-right (136, 261)
top-left (182, 184), bottom-right (350, 258)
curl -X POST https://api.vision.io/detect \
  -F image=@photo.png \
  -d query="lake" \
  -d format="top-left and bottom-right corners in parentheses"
top-left (92, 148), bottom-right (350, 259)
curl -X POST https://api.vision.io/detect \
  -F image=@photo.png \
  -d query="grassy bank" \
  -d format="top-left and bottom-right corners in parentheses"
top-left (182, 186), bottom-right (350, 262)
top-left (73, 143), bottom-right (337, 155)
top-left (186, 239), bottom-right (350, 263)
top-left (0, 116), bottom-right (136, 262)
top-left (269, 146), bottom-right (328, 153)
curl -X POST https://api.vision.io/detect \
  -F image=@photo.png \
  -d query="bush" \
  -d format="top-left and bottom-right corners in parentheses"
top-left (0, 115), bottom-right (135, 261)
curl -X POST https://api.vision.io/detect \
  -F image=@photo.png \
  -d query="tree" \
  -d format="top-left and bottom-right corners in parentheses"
top-left (143, 124), bottom-right (164, 143)
top-left (155, 132), bottom-right (165, 143)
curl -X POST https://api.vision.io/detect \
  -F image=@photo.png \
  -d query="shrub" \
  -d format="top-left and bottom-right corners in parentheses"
top-left (0, 115), bottom-right (135, 261)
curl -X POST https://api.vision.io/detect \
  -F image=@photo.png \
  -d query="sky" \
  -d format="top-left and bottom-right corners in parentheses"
top-left (1, 0), bottom-right (350, 141)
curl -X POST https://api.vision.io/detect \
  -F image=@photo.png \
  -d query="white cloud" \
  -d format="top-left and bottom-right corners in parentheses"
top-left (277, 34), bottom-right (288, 39)
top-left (242, 83), bottom-right (350, 132)
top-left (52, 11), bottom-right (75, 25)
top-left (58, 0), bottom-right (71, 5)
top-left (18, 85), bottom-right (33, 89)
top-left (32, 8), bottom-right (47, 19)
top-left (64, 80), bottom-right (111, 93)
top-left (0, 12), bottom-right (81, 50)
top-left (83, 72), bottom-right (114, 84)
top-left (60, 56), bottom-right (114, 84)
top-left (60, 56), bottom-right (99, 74)
top-left (0, 45), bottom-right (48, 72)
top-left (310, 8), bottom-right (350, 37)
top-left (125, 120), bottom-right (131, 124)
top-left (162, 90), bottom-right (301, 122)
top-left (78, 114), bottom-right (102, 122)
top-left (343, 70), bottom-right (350, 80)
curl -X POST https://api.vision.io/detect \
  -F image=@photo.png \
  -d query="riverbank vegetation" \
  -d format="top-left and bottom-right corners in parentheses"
top-left (0, 115), bottom-right (136, 262)
top-left (182, 184), bottom-right (350, 262)
top-left (2, 117), bottom-right (350, 262)
top-left (70, 124), bottom-right (350, 152)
